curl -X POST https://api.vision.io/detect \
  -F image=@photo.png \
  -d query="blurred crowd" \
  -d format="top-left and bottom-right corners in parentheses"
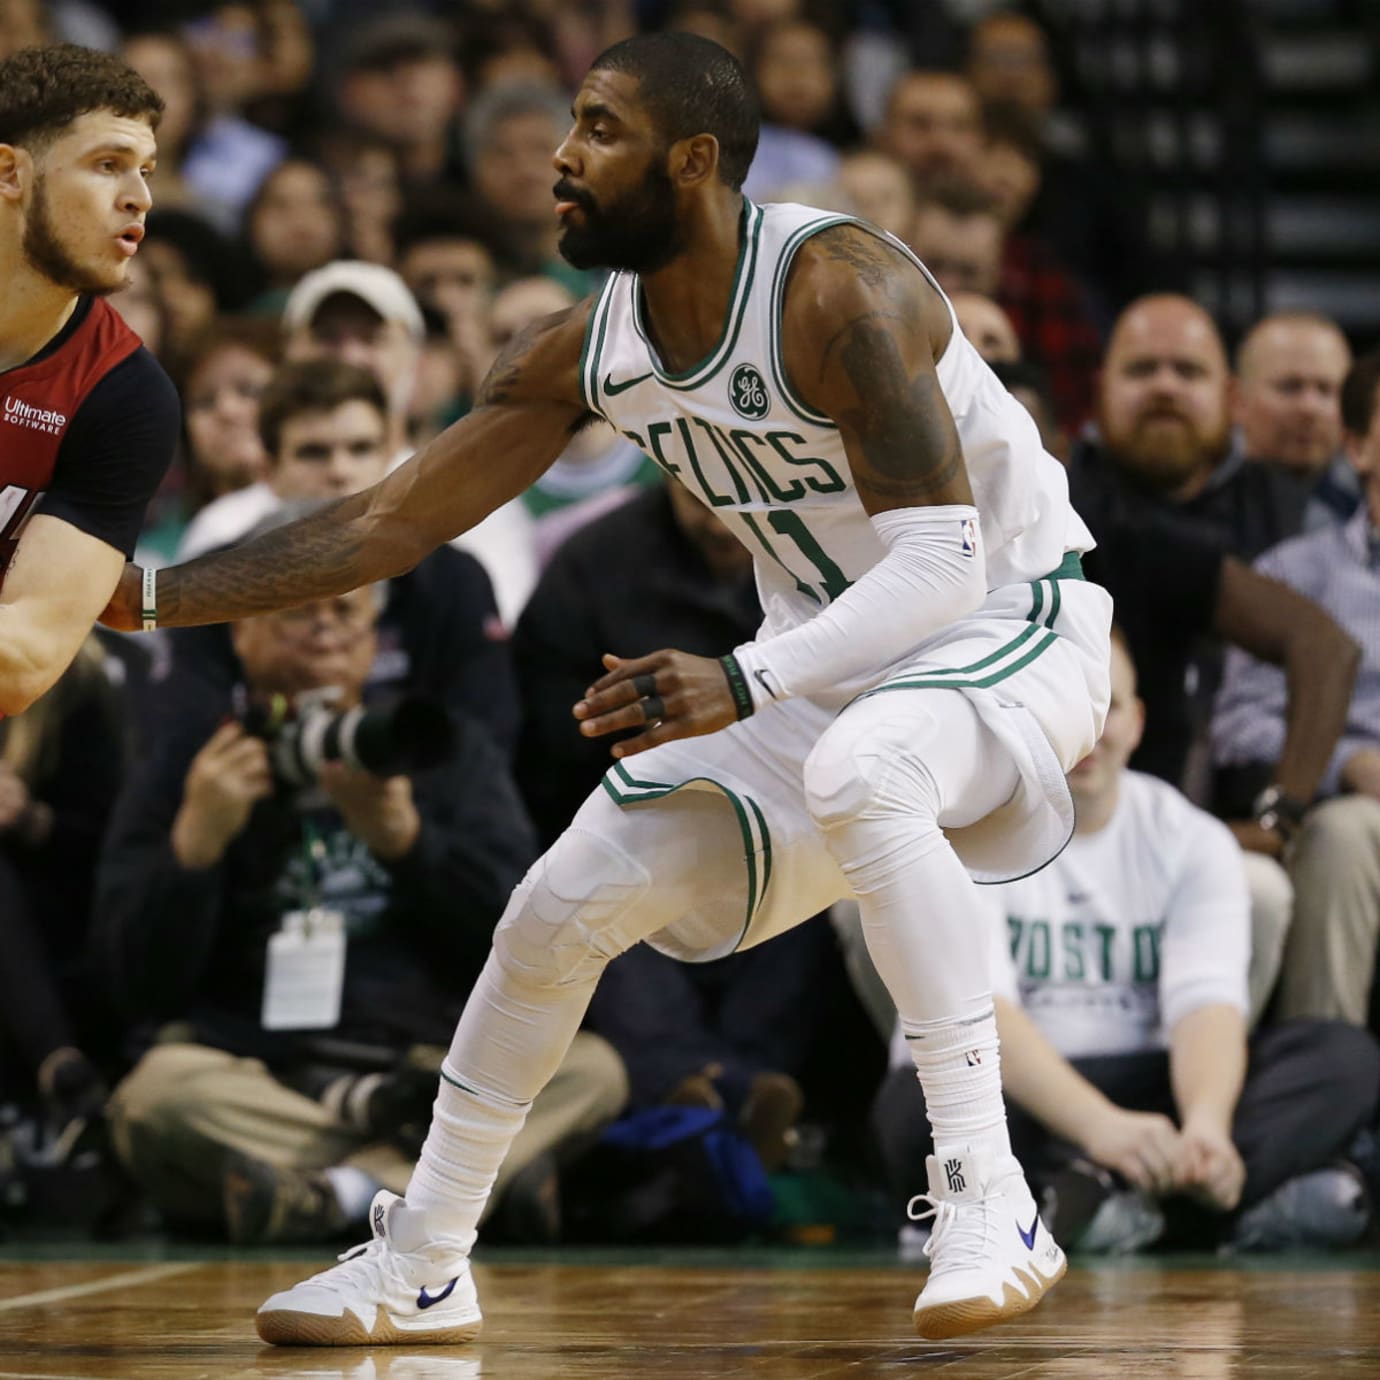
top-left (3, 0), bottom-right (1380, 1259)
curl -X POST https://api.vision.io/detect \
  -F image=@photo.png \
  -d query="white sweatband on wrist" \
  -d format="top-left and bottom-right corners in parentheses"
top-left (732, 504), bottom-right (986, 703)
top-left (141, 566), bottom-right (158, 632)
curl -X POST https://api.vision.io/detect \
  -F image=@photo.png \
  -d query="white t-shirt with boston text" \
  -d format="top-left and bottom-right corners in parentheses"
top-left (986, 770), bottom-right (1250, 1059)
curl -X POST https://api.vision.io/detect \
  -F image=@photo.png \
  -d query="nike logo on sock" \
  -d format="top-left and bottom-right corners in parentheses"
top-left (417, 1279), bottom-right (458, 1309)
top-left (1018, 1211), bottom-right (1040, 1250)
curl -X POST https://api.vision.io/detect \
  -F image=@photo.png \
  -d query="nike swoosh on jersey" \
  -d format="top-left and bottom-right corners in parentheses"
top-left (1017, 1210), bottom-right (1040, 1250)
top-left (603, 371), bottom-right (653, 396)
top-left (417, 1278), bottom-right (458, 1309)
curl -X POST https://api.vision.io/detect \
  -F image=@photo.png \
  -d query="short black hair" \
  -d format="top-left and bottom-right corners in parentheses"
top-left (258, 358), bottom-right (387, 459)
top-left (392, 189), bottom-right (507, 262)
top-left (1341, 347), bottom-right (1380, 438)
top-left (590, 32), bottom-right (759, 192)
top-left (0, 43), bottom-right (163, 150)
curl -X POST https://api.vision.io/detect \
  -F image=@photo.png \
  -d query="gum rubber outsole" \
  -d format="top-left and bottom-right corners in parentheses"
top-left (913, 1256), bottom-right (1067, 1341)
top-left (256, 1308), bottom-right (483, 1347)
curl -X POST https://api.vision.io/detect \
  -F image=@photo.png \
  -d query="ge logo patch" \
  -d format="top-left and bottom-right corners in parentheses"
top-left (729, 364), bottom-right (770, 419)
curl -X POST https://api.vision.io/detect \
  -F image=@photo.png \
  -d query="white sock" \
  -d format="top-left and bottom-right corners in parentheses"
top-left (903, 995), bottom-right (1010, 1161)
top-left (405, 951), bottom-right (595, 1252)
top-left (323, 1165), bottom-right (380, 1224)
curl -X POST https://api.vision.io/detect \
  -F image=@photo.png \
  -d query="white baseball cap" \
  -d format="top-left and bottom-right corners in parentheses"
top-left (282, 261), bottom-right (425, 343)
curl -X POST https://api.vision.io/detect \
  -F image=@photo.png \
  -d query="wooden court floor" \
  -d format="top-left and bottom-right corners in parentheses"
top-left (0, 1249), bottom-right (1378, 1378)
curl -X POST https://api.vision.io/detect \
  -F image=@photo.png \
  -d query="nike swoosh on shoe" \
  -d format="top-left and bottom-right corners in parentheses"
top-left (417, 1278), bottom-right (458, 1309)
top-left (1018, 1211), bottom-right (1040, 1250)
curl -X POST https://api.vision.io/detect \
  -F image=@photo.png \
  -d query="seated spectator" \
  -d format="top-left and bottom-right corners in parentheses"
top-left (1072, 294), bottom-right (1355, 798)
top-left (836, 149), bottom-right (915, 240)
top-left (241, 159), bottom-right (350, 315)
top-left (139, 209), bottom-right (238, 364)
top-left (963, 11), bottom-right (1154, 309)
top-left (742, 18), bottom-right (847, 201)
top-left (874, 631), bottom-right (1380, 1253)
top-left (1083, 296), bottom-right (1312, 560)
top-left (0, 637), bottom-right (128, 1139)
top-left (877, 68), bottom-right (983, 186)
top-left (139, 319), bottom-right (280, 568)
top-left (121, 26), bottom-right (285, 235)
top-left (392, 192), bottom-right (502, 403)
top-left (951, 290), bottom-right (1021, 365)
top-left (98, 559), bottom-right (625, 1245)
top-left (908, 173), bottom-right (1101, 435)
top-left (1234, 311), bottom-right (1358, 530)
top-left (515, 481), bottom-right (823, 1167)
top-left (332, 12), bottom-right (465, 186)
top-left (268, 260), bottom-right (537, 623)
top-left (165, 359), bottom-right (519, 753)
top-left (464, 81), bottom-right (593, 297)
top-left (1213, 348), bottom-right (1380, 1031)
top-left (908, 176), bottom-right (1005, 298)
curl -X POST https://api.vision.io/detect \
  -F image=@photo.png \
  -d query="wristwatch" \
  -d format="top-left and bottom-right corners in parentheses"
top-left (1251, 785), bottom-right (1308, 843)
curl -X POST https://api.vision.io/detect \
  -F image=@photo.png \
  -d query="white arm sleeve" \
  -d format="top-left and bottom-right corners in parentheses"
top-left (1159, 813), bottom-right (1252, 1031)
top-left (731, 504), bottom-right (986, 705)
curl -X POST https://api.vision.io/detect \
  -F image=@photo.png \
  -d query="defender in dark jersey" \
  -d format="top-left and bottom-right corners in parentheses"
top-left (0, 45), bottom-right (178, 714)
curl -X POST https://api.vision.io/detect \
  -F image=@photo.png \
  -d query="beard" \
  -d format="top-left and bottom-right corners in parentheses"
top-left (23, 176), bottom-right (123, 297)
top-left (1102, 408), bottom-right (1231, 494)
top-left (556, 160), bottom-right (685, 275)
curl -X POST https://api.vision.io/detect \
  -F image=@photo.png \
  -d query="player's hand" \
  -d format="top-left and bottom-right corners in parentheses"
top-left (98, 563), bottom-right (143, 633)
top-left (1178, 1115), bottom-right (1245, 1212)
top-left (319, 763), bottom-right (420, 860)
top-left (574, 651), bottom-right (738, 759)
top-left (1082, 1106), bottom-right (1185, 1195)
top-left (171, 722), bottom-right (274, 868)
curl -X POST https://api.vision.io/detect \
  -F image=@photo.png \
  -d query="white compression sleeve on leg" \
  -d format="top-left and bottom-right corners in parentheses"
top-left (731, 505), bottom-right (985, 707)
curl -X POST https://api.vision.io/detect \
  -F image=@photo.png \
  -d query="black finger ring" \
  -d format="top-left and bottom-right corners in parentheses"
top-left (641, 695), bottom-right (665, 723)
top-left (633, 673), bottom-right (658, 697)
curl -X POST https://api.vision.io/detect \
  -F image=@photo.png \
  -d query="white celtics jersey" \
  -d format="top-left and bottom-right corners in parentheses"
top-left (986, 771), bottom-right (1250, 1058)
top-left (579, 199), bottom-right (1093, 661)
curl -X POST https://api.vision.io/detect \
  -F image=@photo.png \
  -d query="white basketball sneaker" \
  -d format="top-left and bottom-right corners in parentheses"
top-left (256, 1191), bottom-right (482, 1346)
top-left (910, 1146), bottom-right (1065, 1341)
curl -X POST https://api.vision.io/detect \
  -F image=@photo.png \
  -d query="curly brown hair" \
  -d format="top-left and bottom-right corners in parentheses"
top-left (0, 43), bottom-right (163, 151)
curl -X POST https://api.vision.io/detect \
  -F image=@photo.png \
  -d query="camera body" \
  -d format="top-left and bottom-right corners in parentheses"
top-left (237, 688), bottom-right (455, 787)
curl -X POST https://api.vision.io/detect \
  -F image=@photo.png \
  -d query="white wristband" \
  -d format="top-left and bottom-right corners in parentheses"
top-left (141, 566), bottom-right (158, 632)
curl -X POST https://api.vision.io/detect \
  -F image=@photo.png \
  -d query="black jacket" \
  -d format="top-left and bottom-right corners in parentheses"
top-left (513, 487), bottom-right (761, 845)
top-left (93, 669), bottom-right (537, 1059)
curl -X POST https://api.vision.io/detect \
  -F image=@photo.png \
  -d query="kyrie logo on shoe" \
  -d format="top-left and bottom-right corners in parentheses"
top-left (373, 1201), bottom-right (387, 1237)
top-left (944, 1158), bottom-right (966, 1193)
top-left (417, 1279), bottom-right (458, 1309)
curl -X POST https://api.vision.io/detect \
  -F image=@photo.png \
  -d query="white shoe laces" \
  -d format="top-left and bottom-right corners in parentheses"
top-left (298, 1237), bottom-right (396, 1295)
top-left (906, 1193), bottom-right (998, 1278)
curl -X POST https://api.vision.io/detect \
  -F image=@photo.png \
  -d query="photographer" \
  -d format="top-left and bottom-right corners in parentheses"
top-left (95, 566), bottom-right (625, 1244)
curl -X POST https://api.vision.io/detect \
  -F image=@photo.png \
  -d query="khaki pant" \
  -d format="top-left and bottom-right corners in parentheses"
top-left (1279, 795), bottom-right (1380, 1025)
top-left (108, 1031), bottom-right (627, 1229)
top-left (1241, 850), bottom-right (1293, 1028)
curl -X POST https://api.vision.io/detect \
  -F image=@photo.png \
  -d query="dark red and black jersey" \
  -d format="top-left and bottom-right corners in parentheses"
top-left (0, 296), bottom-right (179, 588)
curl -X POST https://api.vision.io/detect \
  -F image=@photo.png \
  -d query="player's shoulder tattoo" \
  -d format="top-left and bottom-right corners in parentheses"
top-left (807, 221), bottom-right (907, 290)
top-left (474, 300), bottom-right (592, 409)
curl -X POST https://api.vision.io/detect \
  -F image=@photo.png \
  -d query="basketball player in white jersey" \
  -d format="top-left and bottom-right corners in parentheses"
top-left (103, 33), bottom-right (1111, 1344)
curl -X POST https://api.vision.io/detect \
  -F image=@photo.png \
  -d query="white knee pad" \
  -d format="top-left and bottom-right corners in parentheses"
top-left (491, 827), bottom-right (653, 987)
top-left (803, 710), bottom-right (940, 834)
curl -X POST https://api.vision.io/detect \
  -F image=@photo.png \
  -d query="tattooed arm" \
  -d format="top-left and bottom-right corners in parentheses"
top-left (102, 303), bottom-right (594, 630)
top-left (781, 222), bottom-right (972, 513)
top-left (724, 224), bottom-right (985, 703)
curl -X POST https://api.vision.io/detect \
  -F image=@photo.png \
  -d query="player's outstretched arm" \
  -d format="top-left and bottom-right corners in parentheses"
top-left (102, 303), bottom-right (594, 631)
